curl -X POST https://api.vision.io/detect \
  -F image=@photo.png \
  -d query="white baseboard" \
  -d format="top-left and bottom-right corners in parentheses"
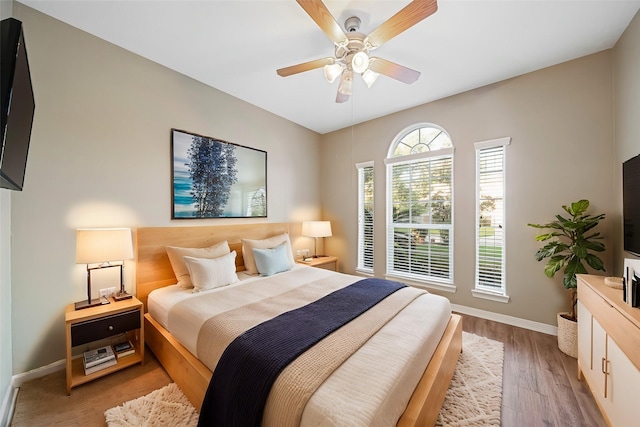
top-left (451, 303), bottom-right (558, 336)
top-left (11, 358), bottom-right (65, 389)
top-left (0, 358), bottom-right (66, 425)
top-left (0, 385), bottom-right (18, 427)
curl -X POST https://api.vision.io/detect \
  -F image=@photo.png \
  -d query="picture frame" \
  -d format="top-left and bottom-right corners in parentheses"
top-left (171, 129), bottom-right (267, 219)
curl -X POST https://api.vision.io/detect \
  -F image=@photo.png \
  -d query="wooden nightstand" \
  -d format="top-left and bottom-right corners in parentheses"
top-left (297, 256), bottom-right (338, 272)
top-left (65, 296), bottom-right (144, 394)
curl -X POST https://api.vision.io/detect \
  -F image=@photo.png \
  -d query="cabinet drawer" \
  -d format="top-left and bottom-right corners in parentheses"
top-left (71, 309), bottom-right (140, 347)
top-left (316, 261), bottom-right (336, 271)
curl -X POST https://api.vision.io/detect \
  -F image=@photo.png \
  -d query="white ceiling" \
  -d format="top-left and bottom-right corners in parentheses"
top-left (18, 0), bottom-right (640, 134)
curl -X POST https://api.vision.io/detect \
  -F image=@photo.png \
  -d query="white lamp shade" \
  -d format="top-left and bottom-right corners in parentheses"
top-left (338, 70), bottom-right (353, 95)
top-left (351, 51), bottom-right (369, 74)
top-left (302, 221), bottom-right (332, 238)
top-left (362, 69), bottom-right (380, 88)
top-left (323, 63), bottom-right (343, 83)
top-left (76, 228), bottom-right (133, 264)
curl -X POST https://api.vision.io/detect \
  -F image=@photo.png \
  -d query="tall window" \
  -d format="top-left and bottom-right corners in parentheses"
top-left (474, 137), bottom-right (510, 302)
top-left (385, 125), bottom-right (454, 289)
top-left (356, 162), bottom-right (374, 273)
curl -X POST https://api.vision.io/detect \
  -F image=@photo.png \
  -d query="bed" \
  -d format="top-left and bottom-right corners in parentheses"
top-left (136, 223), bottom-right (462, 427)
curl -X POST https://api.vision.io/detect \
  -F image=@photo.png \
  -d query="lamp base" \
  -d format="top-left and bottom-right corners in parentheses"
top-left (74, 299), bottom-right (103, 310)
top-left (114, 291), bottom-right (132, 301)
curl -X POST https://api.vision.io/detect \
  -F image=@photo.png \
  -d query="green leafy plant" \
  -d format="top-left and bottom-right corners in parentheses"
top-left (528, 199), bottom-right (605, 320)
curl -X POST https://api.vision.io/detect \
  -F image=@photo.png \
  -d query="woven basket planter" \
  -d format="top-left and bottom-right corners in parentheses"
top-left (557, 312), bottom-right (577, 358)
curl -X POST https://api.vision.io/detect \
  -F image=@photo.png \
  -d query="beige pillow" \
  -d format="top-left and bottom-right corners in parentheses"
top-left (166, 241), bottom-right (230, 289)
top-left (183, 251), bottom-right (239, 293)
top-left (242, 233), bottom-right (295, 275)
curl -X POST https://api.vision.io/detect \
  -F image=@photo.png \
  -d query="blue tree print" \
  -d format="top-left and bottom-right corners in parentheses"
top-left (186, 135), bottom-right (238, 217)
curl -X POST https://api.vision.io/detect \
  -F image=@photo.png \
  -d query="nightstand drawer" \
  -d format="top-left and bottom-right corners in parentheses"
top-left (71, 309), bottom-right (140, 347)
top-left (315, 261), bottom-right (336, 271)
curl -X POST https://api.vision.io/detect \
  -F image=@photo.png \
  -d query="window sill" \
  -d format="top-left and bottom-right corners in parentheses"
top-left (385, 274), bottom-right (456, 293)
top-left (471, 289), bottom-right (510, 303)
top-left (355, 268), bottom-right (375, 277)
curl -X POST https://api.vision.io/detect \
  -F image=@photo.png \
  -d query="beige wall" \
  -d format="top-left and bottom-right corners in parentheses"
top-left (613, 10), bottom-right (640, 271)
top-left (321, 51), bottom-right (616, 326)
top-left (10, 3), bottom-right (322, 374)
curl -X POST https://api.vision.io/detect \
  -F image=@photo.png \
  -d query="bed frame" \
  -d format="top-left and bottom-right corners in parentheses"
top-left (135, 223), bottom-right (462, 427)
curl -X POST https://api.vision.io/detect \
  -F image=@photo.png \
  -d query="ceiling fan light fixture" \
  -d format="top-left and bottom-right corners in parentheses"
top-left (351, 51), bottom-right (369, 74)
top-left (362, 69), bottom-right (380, 88)
top-left (323, 63), bottom-right (343, 83)
top-left (338, 70), bottom-right (354, 95)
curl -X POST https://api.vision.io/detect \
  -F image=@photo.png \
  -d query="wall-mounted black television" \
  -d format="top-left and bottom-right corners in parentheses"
top-left (1, 17), bottom-right (35, 191)
top-left (623, 154), bottom-right (640, 257)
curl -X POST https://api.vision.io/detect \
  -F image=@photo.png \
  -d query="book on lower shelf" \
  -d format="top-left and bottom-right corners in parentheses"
top-left (83, 355), bottom-right (117, 375)
top-left (83, 345), bottom-right (115, 369)
top-left (113, 340), bottom-right (136, 359)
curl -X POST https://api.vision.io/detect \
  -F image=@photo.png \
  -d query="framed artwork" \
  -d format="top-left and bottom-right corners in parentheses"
top-left (171, 129), bottom-right (267, 219)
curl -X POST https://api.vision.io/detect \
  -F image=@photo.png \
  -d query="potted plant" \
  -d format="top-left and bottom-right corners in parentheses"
top-left (528, 199), bottom-right (606, 358)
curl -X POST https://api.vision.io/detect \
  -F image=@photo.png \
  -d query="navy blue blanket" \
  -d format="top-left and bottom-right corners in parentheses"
top-left (197, 278), bottom-right (406, 427)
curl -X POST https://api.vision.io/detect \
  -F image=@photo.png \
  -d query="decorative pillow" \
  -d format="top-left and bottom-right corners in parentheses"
top-left (252, 244), bottom-right (291, 276)
top-left (242, 233), bottom-right (295, 275)
top-left (166, 241), bottom-right (230, 289)
top-left (183, 251), bottom-right (239, 293)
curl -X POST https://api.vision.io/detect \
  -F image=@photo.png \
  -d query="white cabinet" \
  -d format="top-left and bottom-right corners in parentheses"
top-left (577, 275), bottom-right (640, 427)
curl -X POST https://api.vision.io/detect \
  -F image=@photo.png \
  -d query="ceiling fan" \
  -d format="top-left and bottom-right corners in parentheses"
top-left (277, 0), bottom-right (438, 103)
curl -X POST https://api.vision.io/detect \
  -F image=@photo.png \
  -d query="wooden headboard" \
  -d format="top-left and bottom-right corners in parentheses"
top-left (135, 223), bottom-right (290, 310)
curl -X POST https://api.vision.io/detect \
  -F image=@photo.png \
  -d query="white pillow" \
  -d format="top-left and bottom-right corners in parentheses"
top-left (183, 251), bottom-right (239, 293)
top-left (242, 233), bottom-right (295, 275)
top-left (166, 241), bottom-right (230, 289)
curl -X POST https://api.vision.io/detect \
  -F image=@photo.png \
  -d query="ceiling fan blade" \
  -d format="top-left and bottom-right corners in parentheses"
top-left (336, 91), bottom-right (350, 103)
top-left (277, 57), bottom-right (334, 77)
top-left (366, 0), bottom-right (438, 49)
top-left (296, 0), bottom-right (347, 45)
top-left (369, 57), bottom-right (421, 84)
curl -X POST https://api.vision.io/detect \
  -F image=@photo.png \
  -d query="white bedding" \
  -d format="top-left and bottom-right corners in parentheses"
top-left (147, 265), bottom-right (452, 426)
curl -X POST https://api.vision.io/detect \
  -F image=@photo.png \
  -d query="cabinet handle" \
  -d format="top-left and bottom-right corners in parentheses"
top-left (601, 357), bottom-right (609, 399)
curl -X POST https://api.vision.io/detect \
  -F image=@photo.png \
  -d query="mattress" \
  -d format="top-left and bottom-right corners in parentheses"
top-left (147, 265), bottom-right (452, 426)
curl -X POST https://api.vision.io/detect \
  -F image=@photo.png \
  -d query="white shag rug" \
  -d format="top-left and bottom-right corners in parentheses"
top-left (104, 382), bottom-right (198, 427)
top-left (105, 332), bottom-right (503, 426)
top-left (436, 332), bottom-right (504, 426)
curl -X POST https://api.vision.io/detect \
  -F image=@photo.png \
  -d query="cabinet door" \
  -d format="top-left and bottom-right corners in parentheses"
top-left (577, 301), bottom-right (593, 374)
top-left (607, 336), bottom-right (640, 427)
top-left (591, 317), bottom-right (607, 399)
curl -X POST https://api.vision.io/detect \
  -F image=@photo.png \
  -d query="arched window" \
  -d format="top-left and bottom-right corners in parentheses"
top-left (385, 124), bottom-right (454, 289)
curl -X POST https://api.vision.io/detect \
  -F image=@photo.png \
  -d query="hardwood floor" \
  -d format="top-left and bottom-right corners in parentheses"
top-left (10, 314), bottom-right (605, 426)
top-left (461, 314), bottom-right (605, 427)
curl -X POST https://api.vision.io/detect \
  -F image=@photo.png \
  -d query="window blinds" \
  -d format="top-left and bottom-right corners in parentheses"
top-left (387, 155), bottom-right (453, 283)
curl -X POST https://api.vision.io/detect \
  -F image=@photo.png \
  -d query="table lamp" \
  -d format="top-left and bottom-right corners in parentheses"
top-left (302, 221), bottom-right (332, 258)
top-left (75, 228), bottom-right (134, 310)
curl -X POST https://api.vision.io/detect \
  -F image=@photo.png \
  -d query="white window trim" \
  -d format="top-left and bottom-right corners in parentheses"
top-left (355, 161), bottom-right (374, 169)
top-left (356, 161), bottom-right (374, 275)
top-left (385, 274), bottom-right (457, 293)
top-left (471, 289), bottom-right (511, 303)
top-left (474, 136), bottom-right (510, 301)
